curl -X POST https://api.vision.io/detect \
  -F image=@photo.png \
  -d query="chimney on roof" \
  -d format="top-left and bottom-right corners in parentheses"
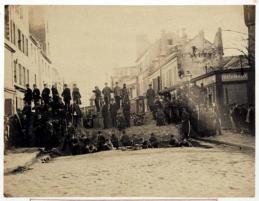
top-left (214, 27), bottom-right (224, 56)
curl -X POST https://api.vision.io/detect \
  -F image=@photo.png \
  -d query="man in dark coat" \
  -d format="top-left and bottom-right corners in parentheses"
top-left (121, 84), bottom-right (129, 107)
top-left (146, 84), bottom-right (156, 112)
top-left (97, 131), bottom-right (106, 151)
top-left (93, 86), bottom-right (101, 112)
top-left (32, 84), bottom-right (40, 106)
top-left (61, 84), bottom-right (71, 109)
top-left (42, 83), bottom-right (50, 105)
top-left (72, 100), bottom-right (81, 128)
top-left (101, 103), bottom-right (110, 129)
top-left (123, 100), bottom-right (131, 128)
top-left (102, 82), bottom-right (112, 105)
top-left (113, 82), bottom-right (122, 109)
top-left (110, 98), bottom-right (118, 128)
top-left (24, 84), bottom-right (33, 106)
top-left (72, 84), bottom-right (81, 105)
top-left (120, 130), bottom-right (132, 147)
top-left (51, 84), bottom-right (59, 104)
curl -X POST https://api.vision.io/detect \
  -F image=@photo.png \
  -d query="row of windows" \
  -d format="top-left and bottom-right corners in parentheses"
top-left (9, 20), bottom-right (28, 56)
top-left (14, 61), bottom-right (30, 87)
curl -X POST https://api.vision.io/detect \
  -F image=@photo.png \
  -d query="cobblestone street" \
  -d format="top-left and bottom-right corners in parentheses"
top-left (4, 125), bottom-right (255, 197)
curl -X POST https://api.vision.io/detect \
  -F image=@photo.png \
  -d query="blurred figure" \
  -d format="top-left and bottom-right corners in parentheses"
top-left (110, 98), bottom-right (118, 128)
top-left (121, 83), bottom-right (129, 107)
top-left (24, 84), bottom-right (33, 106)
top-left (146, 84), bottom-right (156, 112)
top-left (113, 82), bottom-right (122, 109)
top-left (102, 82), bottom-right (112, 105)
top-left (123, 100), bottom-right (131, 128)
top-left (72, 84), bottom-right (81, 105)
top-left (42, 83), bottom-right (50, 105)
top-left (246, 104), bottom-right (255, 135)
top-left (32, 84), bottom-right (41, 106)
top-left (72, 100), bottom-right (81, 128)
top-left (93, 86), bottom-right (101, 112)
top-left (62, 84), bottom-right (72, 109)
top-left (120, 130), bottom-right (131, 147)
top-left (51, 84), bottom-right (59, 104)
top-left (149, 133), bottom-right (159, 148)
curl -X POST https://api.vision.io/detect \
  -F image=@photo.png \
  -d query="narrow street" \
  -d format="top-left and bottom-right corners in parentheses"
top-left (4, 124), bottom-right (255, 197)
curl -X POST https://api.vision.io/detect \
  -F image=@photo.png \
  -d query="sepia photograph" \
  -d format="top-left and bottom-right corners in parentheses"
top-left (3, 4), bottom-right (255, 197)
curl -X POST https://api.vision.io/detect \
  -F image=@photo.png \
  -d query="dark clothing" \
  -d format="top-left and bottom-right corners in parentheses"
top-left (114, 86), bottom-right (122, 108)
top-left (72, 103), bottom-right (81, 127)
top-left (146, 88), bottom-right (156, 110)
top-left (102, 86), bottom-right (112, 105)
top-left (110, 103), bottom-right (118, 127)
top-left (121, 87), bottom-right (129, 106)
top-left (149, 136), bottom-right (158, 148)
top-left (42, 88), bottom-right (50, 105)
top-left (24, 88), bottom-right (33, 105)
top-left (93, 88), bottom-right (101, 112)
top-left (123, 103), bottom-right (131, 127)
top-left (32, 88), bottom-right (40, 105)
top-left (111, 134), bottom-right (119, 149)
top-left (62, 88), bottom-right (71, 108)
top-left (72, 87), bottom-right (81, 104)
top-left (51, 87), bottom-right (59, 103)
top-left (97, 134), bottom-right (106, 151)
top-left (102, 104), bottom-right (110, 129)
top-left (121, 134), bottom-right (132, 147)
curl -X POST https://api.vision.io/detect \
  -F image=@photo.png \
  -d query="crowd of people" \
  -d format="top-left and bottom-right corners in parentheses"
top-left (92, 82), bottom-right (132, 129)
top-left (9, 83), bottom-right (82, 148)
top-left (7, 80), bottom-right (255, 156)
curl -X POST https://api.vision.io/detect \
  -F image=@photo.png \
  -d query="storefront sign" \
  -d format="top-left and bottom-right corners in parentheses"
top-left (222, 72), bottom-right (248, 82)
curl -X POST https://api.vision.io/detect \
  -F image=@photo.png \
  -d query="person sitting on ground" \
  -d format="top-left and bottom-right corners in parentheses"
top-left (97, 131), bottom-right (106, 151)
top-left (149, 133), bottom-right (159, 148)
top-left (169, 134), bottom-right (180, 147)
top-left (70, 135), bottom-right (80, 155)
top-left (103, 138), bottom-right (114, 151)
top-left (110, 133), bottom-right (119, 149)
top-left (142, 138), bottom-right (150, 149)
top-left (120, 130), bottom-right (132, 147)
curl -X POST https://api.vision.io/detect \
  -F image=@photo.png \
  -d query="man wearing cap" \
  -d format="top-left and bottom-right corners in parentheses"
top-left (146, 84), bottom-right (156, 113)
top-left (42, 83), bottom-right (50, 105)
top-left (113, 82), bottom-right (122, 109)
top-left (61, 84), bottom-right (71, 109)
top-left (24, 84), bottom-right (33, 106)
top-left (102, 82), bottom-right (112, 105)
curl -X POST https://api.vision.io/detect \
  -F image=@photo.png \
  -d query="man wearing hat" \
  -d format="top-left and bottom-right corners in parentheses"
top-left (146, 84), bottom-right (156, 113)
top-left (113, 82), bottom-right (122, 109)
top-left (102, 82), bottom-right (112, 105)
top-left (24, 84), bottom-right (33, 106)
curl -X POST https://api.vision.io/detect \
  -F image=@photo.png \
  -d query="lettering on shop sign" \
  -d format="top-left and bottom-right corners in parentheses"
top-left (222, 72), bottom-right (248, 82)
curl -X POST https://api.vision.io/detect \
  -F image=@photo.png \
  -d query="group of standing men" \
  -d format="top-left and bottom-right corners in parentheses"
top-left (23, 83), bottom-right (82, 127)
top-left (92, 82), bottom-right (131, 129)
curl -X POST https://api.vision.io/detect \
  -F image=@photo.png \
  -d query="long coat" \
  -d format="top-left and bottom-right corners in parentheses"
top-left (146, 88), bottom-right (156, 107)
top-left (62, 88), bottom-right (71, 102)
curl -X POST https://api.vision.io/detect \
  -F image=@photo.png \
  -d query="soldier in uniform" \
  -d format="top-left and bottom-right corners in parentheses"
top-left (51, 84), bottom-right (59, 104)
top-left (113, 82), bottom-right (122, 109)
top-left (72, 84), bottom-right (81, 105)
top-left (32, 84), bottom-right (41, 107)
top-left (102, 82), bottom-right (112, 105)
top-left (110, 98), bottom-right (118, 128)
top-left (146, 84), bottom-right (156, 113)
top-left (42, 84), bottom-right (50, 105)
top-left (120, 130), bottom-right (132, 147)
top-left (24, 84), bottom-right (33, 106)
top-left (93, 86), bottom-right (102, 112)
top-left (121, 84), bottom-right (129, 107)
top-left (61, 84), bottom-right (72, 110)
top-left (149, 133), bottom-right (159, 148)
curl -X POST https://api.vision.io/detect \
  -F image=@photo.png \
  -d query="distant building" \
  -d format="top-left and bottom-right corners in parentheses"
top-left (4, 5), bottom-right (62, 112)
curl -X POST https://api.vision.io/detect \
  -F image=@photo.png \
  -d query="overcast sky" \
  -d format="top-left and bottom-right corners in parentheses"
top-left (44, 5), bottom-right (247, 105)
